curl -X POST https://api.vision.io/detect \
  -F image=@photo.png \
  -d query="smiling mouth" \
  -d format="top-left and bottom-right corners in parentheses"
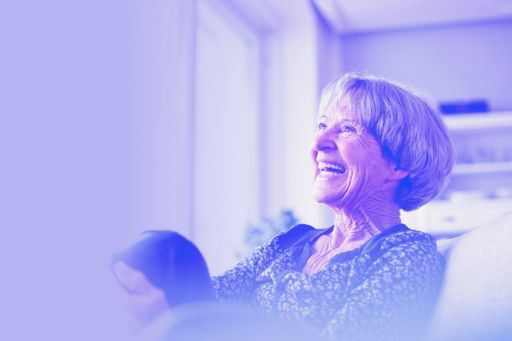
top-left (318, 162), bottom-right (346, 176)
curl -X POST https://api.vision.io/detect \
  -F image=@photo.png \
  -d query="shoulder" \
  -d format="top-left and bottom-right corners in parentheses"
top-left (375, 225), bottom-right (439, 254)
top-left (363, 225), bottom-right (444, 271)
top-left (275, 224), bottom-right (322, 249)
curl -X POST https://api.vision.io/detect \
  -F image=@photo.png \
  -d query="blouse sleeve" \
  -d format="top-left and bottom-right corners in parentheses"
top-left (323, 239), bottom-right (445, 341)
top-left (211, 224), bottom-right (313, 304)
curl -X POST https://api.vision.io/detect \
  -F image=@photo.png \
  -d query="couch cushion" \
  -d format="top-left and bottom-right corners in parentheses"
top-left (429, 212), bottom-right (512, 340)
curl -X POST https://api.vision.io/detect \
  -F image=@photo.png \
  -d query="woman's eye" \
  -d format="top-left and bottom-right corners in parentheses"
top-left (339, 125), bottom-right (356, 133)
top-left (318, 122), bottom-right (327, 130)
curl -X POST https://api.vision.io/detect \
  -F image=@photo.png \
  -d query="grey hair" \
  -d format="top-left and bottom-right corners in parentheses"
top-left (319, 73), bottom-right (454, 211)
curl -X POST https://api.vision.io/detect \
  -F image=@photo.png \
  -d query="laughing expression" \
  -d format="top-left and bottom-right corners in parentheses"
top-left (311, 105), bottom-right (397, 211)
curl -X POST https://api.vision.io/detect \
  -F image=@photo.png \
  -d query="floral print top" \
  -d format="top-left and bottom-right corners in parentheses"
top-left (212, 224), bottom-right (445, 340)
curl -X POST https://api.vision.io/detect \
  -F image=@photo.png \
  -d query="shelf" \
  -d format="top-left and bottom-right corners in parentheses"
top-left (452, 162), bottom-right (512, 175)
top-left (402, 199), bottom-right (512, 235)
top-left (442, 111), bottom-right (512, 131)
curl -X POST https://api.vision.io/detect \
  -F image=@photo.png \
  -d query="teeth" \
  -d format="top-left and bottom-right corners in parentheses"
top-left (318, 162), bottom-right (345, 173)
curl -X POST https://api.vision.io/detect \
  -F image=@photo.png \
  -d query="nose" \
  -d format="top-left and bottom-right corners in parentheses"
top-left (312, 128), bottom-right (337, 153)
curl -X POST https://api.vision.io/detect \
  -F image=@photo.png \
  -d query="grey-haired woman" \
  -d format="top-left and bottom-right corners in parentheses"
top-left (212, 73), bottom-right (454, 341)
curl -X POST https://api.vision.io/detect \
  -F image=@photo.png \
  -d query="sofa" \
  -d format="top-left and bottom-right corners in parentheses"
top-left (428, 212), bottom-right (512, 340)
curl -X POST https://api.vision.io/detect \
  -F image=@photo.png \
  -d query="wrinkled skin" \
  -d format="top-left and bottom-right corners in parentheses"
top-left (305, 102), bottom-right (408, 274)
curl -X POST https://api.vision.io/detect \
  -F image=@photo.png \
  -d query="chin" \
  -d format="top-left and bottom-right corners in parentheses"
top-left (312, 188), bottom-right (344, 206)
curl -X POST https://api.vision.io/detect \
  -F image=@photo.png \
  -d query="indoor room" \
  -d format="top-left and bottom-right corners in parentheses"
top-left (2, 0), bottom-right (511, 340)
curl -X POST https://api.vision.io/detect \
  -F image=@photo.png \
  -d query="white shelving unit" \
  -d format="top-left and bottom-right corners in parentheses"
top-left (402, 111), bottom-right (512, 236)
top-left (452, 161), bottom-right (512, 175)
top-left (442, 111), bottom-right (512, 131)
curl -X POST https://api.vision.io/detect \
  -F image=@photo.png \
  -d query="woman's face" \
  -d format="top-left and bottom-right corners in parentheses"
top-left (113, 261), bottom-right (168, 325)
top-left (310, 103), bottom-right (399, 211)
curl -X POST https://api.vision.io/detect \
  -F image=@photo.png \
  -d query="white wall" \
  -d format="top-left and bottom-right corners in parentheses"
top-left (0, 1), bottom-right (340, 337)
top-left (192, 0), bottom-right (334, 274)
top-left (342, 19), bottom-right (512, 110)
top-left (193, 0), bottom-right (262, 274)
top-left (267, 1), bottom-right (335, 230)
top-left (1, 0), bottom-right (196, 339)
top-left (274, 17), bottom-right (321, 226)
top-left (315, 8), bottom-right (345, 95)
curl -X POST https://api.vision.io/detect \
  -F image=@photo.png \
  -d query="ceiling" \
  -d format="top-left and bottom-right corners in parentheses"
top-left (312, 0), bottom-right (512, 33)
top-left (222, 0), bottom-right (512, 34)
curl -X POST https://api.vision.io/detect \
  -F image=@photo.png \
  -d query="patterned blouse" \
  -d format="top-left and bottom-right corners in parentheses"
top-left (212, 224), bottom-right (445, 340)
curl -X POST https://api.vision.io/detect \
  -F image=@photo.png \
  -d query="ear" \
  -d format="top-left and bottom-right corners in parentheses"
top-left (387, 164), bottom-right (409, 181)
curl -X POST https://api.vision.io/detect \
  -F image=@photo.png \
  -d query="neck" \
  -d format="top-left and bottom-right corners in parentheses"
top-left (330, 200), bottom-right (401, 248)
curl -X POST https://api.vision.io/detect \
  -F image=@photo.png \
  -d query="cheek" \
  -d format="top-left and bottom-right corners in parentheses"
top-left (349, 138), bottom-right (384, 167)
top-left (310, 144), bottom-right (318, 161)
top-left (341, 140), bottom-right (369, 167)
top-left (344, 142), bottom-right (391, 185)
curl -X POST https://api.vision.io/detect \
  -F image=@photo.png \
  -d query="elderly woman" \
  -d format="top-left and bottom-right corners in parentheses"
top-left (212, 73), bottom-right (454, 340)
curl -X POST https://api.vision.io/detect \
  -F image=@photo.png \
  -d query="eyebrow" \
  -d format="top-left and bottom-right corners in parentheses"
top-left (317, 116), bottom-right (355, 124)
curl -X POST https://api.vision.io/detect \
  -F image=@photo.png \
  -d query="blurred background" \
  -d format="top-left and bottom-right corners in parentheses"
top-left (1, 0), bottom-right (512, 339)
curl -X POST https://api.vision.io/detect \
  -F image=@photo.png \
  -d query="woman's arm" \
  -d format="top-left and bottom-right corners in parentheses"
top-left (323, 240), bottom-right (445, 340)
